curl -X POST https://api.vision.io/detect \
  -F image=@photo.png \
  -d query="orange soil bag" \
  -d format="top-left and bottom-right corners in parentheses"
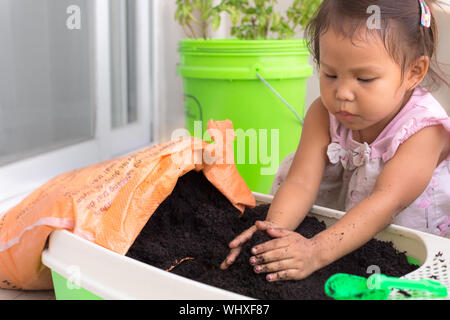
top-left (0, 120), bottom-right (255, 290)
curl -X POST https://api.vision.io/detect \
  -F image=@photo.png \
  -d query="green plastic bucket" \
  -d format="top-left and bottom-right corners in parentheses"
top-left (177, 39), bottom-right (313, 194)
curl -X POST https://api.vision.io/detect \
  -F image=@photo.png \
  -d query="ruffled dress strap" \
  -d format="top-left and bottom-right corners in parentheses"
top-left (369, 86), bottom-right (450, 162)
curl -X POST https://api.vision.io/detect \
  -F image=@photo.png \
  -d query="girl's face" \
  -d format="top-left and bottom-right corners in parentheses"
top-left (319, 27), bottom-right (415, 142)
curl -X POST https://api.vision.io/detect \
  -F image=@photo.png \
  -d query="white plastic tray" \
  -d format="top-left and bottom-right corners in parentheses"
top-left (42, 192), bottom-right (450, 300)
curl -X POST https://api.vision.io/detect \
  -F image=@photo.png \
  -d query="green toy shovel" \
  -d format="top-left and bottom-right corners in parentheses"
top-left (325, 273), bottom-right (448, 300)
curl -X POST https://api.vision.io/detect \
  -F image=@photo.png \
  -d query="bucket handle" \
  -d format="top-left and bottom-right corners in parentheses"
top-left (256, 73), bottom-right (304, 126)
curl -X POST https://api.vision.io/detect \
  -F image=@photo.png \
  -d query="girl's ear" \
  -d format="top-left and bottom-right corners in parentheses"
top-left (406, 56), bottom-right (430, 90)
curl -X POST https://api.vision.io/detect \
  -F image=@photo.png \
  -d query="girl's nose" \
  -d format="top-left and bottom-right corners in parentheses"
top-left (335, 81), bottom-right (355, 102)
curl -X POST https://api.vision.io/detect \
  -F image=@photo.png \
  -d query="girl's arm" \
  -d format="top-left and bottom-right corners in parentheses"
top-left (265, 97), bottom-right (331, 230)
top-left (312, 124), bottom-right (449, 267)
top-left (220, 97), bottom-right (331, 270)
top-left (251, 124), bottom-right (449, 281)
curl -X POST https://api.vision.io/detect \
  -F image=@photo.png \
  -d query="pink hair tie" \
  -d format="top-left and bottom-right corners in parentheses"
top-left (419, 0), bottom-right (431, 28)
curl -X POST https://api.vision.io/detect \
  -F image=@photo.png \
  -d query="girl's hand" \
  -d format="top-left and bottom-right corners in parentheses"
top-left (249, 221), bottom-right (322, 282)
top-left (220, 221), bottom-right (280, 270)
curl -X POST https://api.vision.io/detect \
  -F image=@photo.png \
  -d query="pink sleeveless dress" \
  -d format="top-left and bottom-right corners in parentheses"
top-left (271, 86), bottom-right (450, 238)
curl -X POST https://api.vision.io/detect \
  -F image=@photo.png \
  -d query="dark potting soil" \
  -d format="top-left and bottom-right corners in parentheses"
top-left (126, 171), bottom-right (418, 300)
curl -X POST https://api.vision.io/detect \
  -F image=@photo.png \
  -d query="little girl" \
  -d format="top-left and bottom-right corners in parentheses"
top-left (221, 0), bottom-right (450, 282)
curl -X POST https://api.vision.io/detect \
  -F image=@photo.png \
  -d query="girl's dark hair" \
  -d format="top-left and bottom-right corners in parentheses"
top-left (305, 0), bottom-right (449, 91)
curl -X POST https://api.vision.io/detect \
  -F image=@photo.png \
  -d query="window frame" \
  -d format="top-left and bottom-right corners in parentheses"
top-left (0, 0), bottom-right (156, 211)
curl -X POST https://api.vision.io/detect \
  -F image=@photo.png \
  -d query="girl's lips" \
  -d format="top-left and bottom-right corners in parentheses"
top-left (337, 111), bottom-right (356, 119)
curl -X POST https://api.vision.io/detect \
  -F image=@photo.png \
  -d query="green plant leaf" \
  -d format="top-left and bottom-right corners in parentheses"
top-left (174, 0), bottom-right (323, 40)
top-left (211, 14), bottom-right (221, 30)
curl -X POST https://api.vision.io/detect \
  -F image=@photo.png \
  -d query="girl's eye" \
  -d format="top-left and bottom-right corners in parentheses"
top-left (325, 74), bottom-right (337, 79)
top-left (358, 78), bottom-right (375, 83)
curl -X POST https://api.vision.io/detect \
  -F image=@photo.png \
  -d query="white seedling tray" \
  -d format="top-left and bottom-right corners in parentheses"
top-left (42, 192), bottom-right (450, 300)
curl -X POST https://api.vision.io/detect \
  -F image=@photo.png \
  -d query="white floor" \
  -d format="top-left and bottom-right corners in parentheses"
top-left (0, 288), bottom-right (55, 300)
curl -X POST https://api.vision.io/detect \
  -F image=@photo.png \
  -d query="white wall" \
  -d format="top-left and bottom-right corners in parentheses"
top-left (152, 1), bottom-right (230, 142)
top-left (433, 5), bottom-right (450, 114)
top-left (152, 1), bottom-right (185, 142)
top-left (153, 1), bottom-right (448, 142)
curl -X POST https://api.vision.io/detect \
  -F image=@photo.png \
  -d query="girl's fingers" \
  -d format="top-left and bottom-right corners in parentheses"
top-left (251, 236), bottom-right (290, 255)
top-left (265, 226), bottom-right (291, 238)
top-left (254, 220), bottom-right (279, 232)
top-left (252, 259), bottom-right (302, 281)
top-left (266, 269), bottom-right (301, 282)
top-left (253, 258), bottom-right (292, 275)
top-left (250, 246), bottom-right (292, 266)
top-left (255, 221), bottom-right (292, 239)
top-left (220, 247), bottom-right (242, 270)
top-left (229, 225), bottom-right (257, 248)
top-left (251, 257), bottom-right (309, 282)
top-left (221, 224), bottom-right (259, 270)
